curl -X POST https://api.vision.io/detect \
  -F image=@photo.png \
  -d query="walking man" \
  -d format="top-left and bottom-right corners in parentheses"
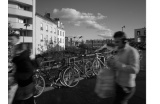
top-left (108, 31), bottom-right (140, 104)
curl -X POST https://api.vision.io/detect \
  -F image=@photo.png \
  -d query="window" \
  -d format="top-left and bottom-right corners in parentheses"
top-left (51, 27), bottom-right (52, 33)
top-left (46, 25), bottom-right (48, 32)
top-left (144, 30), bottom-right (146, 36)
top-left (40, 23), bottom-right (43, 30)
top-left (23, 19), bottom-right (28, 24)
top-left (57, 38), bottom-right (59, 43)
top-left (18, 5), bottom-right (24, 10)
top-left (57, 30), bottom-right (59, 35)
top-left (18, 19), bottom-right (23, 23)
top-left (137, 31), bottom-right (140, 36)
top-left (137, 38), bottom-right (141, 42)
top-left (40, 34), bottom-right (43, 41)
top-left (54, 36), bottom-right (56, 43)
top-left (54, 28), bottom-right (56, 34)
top-left (60, 38), bottom-right (62, 43)
top-left (24, 6), bottom-right (29, 11)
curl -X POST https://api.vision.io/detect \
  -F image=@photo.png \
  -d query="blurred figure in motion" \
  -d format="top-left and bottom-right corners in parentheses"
top-left (8, 31), bottom-right (36, 104)
top-left (107, 31), bottom-right (140, 104)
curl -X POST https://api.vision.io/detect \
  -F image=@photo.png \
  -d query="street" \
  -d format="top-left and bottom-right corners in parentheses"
top-left (35, 70), bottom-right (146, 104)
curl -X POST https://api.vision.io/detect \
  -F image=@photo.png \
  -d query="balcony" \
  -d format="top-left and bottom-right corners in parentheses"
top-left (8, 7), bottom-right (32, 18)
top-left (8, 0), bottom-right (33, 6)
top-left (10, 22), bottom-right (32, 30)
top-left (20, 36), bottom-right (33, 43)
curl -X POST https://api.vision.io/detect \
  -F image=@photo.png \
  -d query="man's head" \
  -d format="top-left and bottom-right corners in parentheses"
top-left (8, 31), bottom-right (20, 45)
top-left (113, 31), bottom-right (127, 49)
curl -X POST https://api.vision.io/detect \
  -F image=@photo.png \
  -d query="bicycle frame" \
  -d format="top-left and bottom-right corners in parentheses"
top-left (91, 53), bottom-right (107, 75)
top-left (39, 60), bottom-right (67, 87)
top-left (93, 53), bottom-right (106, 66)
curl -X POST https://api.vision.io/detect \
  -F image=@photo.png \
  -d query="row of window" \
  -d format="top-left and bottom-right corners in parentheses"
top-left (40, 23), bottom-right (56, 34)
top-left (18, 18), bottom-right (28, 24)
top-left (137, 30), bottom-right (146, 36)
top-left (40, 23), bottom-right (65, 37)
top-left (18, 4), bottom-right (31, 11)
top-left (57, 30), bottom-right (65, 37)
top-left (40, 34), bottom-right (65, 43)
top-left (57, 38), bottom-right (65, 43)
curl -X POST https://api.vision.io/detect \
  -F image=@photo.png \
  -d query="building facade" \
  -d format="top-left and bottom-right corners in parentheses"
top-left (8, 0), bottom-right (36, 56)
top-left (8, 0), bottom-right (66, 56)
top-left (134, 27), bottom-right (146, 42)
top-left (35, 13), bottom-right (58, 54)
top-left (57, 27), bottom-right (65, 50)
top-left (35, 13), bottom-right (65, 53)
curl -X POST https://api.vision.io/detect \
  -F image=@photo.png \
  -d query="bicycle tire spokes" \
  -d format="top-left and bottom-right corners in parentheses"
top-left (33, 75), bottom-right (45, 98)
top-left (63, 67), bottom-right (80, 87)
top-left (85, 61), bottom-right (94, 77)
top-left (92, 60), bottom-right (101, 75)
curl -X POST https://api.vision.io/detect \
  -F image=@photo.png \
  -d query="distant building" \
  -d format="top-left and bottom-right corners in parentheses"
top-left (65, 37), bottom-right (73, 46)
top-left (8, 0), bottom-right (36, 56)
top-left (134, 27), bottom-right (146, 42)
top-left (65, 37), bottom-right (69, 46)
top-left (65, 36), bottom-right (83, 47)
top-left (57, 27), bottom-right (65, 50)
top-left (85, 39), bottom-right (113, 48)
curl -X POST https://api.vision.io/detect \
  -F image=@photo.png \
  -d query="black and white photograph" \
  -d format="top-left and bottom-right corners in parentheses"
top-left (4, 0), bottom-right (159, 104)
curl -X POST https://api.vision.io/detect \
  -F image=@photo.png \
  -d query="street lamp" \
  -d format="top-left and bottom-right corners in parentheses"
top-left (73, 36), bottom-right (76, 46)
top-left (122, 26), bottom-right (125, 31)
top-left (75, 36), bottom-right (82, 46)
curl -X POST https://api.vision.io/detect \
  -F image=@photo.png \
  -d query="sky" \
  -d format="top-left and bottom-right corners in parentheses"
top-left (36, 0), bottom-right (146, 41)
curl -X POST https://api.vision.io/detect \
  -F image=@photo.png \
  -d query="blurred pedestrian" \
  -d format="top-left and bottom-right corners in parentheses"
top-left (8, 31), bottom-right (36, 104)
top-left (107, 31), bottom-right (140, 104)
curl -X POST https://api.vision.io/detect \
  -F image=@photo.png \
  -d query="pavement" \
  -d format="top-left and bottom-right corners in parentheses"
top-left (35, 70), bottom-right (146, 104)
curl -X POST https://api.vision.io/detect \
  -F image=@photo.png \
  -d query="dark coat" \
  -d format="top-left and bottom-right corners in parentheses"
top-left (12, 44), bottom-right (34, 86)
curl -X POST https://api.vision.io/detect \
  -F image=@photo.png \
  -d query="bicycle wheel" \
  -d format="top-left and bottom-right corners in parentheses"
top-left (62, 67), bottom-right (80, 87)
top-left (33, 75), bottom-right (45, 98)
top-left (92, 59), bottom-right (101, 75)
top-left (85, 61), bottom-right (93, 77)
top-left (59, 67), bottom-right (67, 86)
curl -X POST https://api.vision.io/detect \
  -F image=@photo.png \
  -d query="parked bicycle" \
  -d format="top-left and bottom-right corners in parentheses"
top-left (61, 56), bottom-right (80, 87)
top-left (91, 53), bottom-right (106, 75)
top-left (33, 68), bottom-right (45, 98)
top-left (74, 54), bottom-right (93, 78)
top-left (33, 59), bottom-right (67, 98)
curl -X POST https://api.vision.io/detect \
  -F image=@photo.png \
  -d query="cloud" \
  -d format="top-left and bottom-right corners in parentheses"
top-left (53, 8), bottom-right (107, 30)
top-left (97, 29), bottom-right (113, 39)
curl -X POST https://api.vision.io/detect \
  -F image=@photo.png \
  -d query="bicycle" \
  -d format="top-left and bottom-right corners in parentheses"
top-left (33, 59), bottom-right (70, 98)
top-left (91, 53), bottom-right (107, 75)
top-left (40, 59), bottom-right (67, 87)
top-left (61, 56), bottom-right (80, 87)
top-left (33, 68), bottom-right (45, 98)
top-left (75, 54), bottom-right (94, 77)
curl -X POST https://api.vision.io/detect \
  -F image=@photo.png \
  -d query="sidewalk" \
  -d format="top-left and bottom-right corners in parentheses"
top-left (35, 71), bottom-right (146, 104)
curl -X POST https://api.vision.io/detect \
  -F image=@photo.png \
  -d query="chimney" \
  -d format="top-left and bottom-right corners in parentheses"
top-left (54, 18), bottom-right (59, 21)
top-left (45, 13), bottom-right (50, 18)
